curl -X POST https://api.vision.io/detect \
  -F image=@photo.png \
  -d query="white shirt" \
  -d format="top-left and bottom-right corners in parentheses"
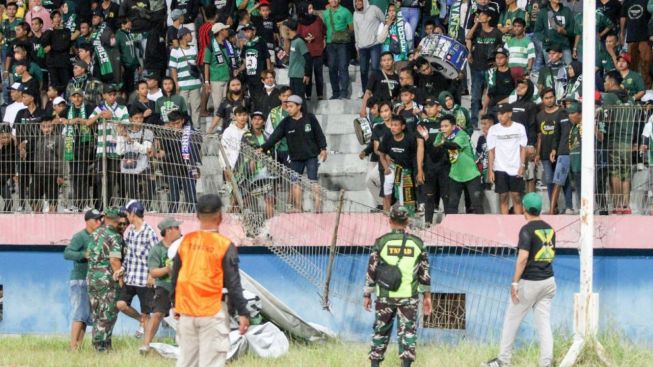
top-left (147, 88), bottom-right (163, 102)
top-left (487, 121), bottom-right (527, 176)
top-left (222, 123), bottom-right (248, 169)
top-left (3, 102), bottom-right (26, 129)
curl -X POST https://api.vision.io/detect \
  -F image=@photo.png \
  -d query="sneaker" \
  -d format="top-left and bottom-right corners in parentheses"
top-left (329, 95), bottom-right (340, 100)
top-left (564, 208), bottom-right (576, 215)
top-left (482, 358), bottom-right (505, 367)
top-left (135, 326), bottom-right (145, 338)
top-left (138, 345), bottom-right (150, 355)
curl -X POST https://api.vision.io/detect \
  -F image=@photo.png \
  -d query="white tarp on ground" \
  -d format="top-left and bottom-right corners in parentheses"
top-left (151, 269), bottom-right (331, 361)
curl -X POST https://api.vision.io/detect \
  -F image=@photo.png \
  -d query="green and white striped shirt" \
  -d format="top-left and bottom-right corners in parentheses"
top-left (505, 36), bottom-right (535, 69)
top-left (91, 103), bottom-right (130, 158)
top-left (169, 46), bottom-right (202, 91)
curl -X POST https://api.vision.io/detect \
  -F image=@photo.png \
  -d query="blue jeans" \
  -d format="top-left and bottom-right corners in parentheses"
top-left (70, 280), bottom-right (93, 325)
top-left (470, 68), bottom-right (486, 129)
top-left (168, 176), bottom-right (197, 213)
top-left (541, 160), bottom-right (555, 199)
top-left (358, 44), bottom-right (381, 94)
top-left (529, 34), bottom-right (544, 73)
top-left (327, 43), bottom-right (350, 98)
top-left (401, 7), bottom-right (420, 36)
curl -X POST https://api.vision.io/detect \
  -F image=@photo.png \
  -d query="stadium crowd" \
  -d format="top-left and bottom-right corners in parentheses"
top-left (0, 0), bottom-right (652, 221)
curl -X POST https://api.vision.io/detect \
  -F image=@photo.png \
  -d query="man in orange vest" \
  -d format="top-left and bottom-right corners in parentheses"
top-left (170, 194), bottom-right (250, 367)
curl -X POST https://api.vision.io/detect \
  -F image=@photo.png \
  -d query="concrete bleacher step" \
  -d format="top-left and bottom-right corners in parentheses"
top-left (318, 153), bottom-right (367, 191)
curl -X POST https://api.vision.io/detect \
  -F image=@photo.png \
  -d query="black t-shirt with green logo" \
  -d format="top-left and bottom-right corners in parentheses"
top-left (470, 27), bottom-right (503, 71)
top-left (518, 220), bottom-right (556, 281)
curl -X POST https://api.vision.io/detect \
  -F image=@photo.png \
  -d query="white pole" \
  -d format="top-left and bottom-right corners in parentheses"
top-left (560, 0), bottom-right (600, 365)
top-left (580, 0), bottom-right (597, 300)
top-left (578, 0), bottom-right (597, 334)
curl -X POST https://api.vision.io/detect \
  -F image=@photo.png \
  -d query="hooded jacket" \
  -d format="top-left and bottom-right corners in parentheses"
top-left (353, 0), bottom-right (386, 49)
top-left (438, 91), bottom-right (472, 136)
top-left (510, 80), bottom-right (538, 146)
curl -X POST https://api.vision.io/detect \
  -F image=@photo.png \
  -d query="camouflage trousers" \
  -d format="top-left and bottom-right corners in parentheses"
top-left (87, 274), bottom-right (120, 351)
top-left (369, 297), bottom-right (418, 362)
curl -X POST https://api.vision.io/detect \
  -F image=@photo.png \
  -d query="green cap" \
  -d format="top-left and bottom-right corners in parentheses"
top-left (158, 217), bottom-right (183, 231)
top-left (389, 205), bottom-right (409, 223)
top-left (104, 207), bottom-right (124, 218)
top-left (566, 102), bottom-right (581, 114)
top-left (522, 193), bottom-right (543, 215)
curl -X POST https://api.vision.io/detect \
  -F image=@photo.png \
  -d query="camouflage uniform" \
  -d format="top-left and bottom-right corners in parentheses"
top-left (365, 229), bottom-right (431, 363)
top-left (86, 224), bottom-right (124, 351)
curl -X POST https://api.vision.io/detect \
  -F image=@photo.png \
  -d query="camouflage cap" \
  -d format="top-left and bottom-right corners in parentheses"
top-left (104, 207), bottom-right (123, 218)
top-left (389, 205), bottom-right (409, 223)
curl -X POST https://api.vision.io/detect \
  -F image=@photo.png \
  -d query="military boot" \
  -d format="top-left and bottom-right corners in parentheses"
top-left (401, 359), bottom-right (413, 367)
top-left (370, 359), bottom-right (381, 367)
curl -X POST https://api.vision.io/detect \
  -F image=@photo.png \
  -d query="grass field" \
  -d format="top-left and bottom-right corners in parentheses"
top-left (0, 333), bottom-right (651, 367)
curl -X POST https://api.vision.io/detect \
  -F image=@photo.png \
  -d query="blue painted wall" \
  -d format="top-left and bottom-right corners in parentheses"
top-left (0, 249), bottom-right (651, 345)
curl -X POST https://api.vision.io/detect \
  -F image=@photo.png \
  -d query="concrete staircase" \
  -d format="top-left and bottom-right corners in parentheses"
top-left (276, 66), bottom-right (377, 209)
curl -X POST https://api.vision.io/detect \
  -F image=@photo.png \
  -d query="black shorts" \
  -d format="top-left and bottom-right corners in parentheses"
top-left (118, 285), bottom-right (154, 314)
top-left (152, 287), bottom-right (171, 316)
top-left (494, 171), bottom-right (525, 194)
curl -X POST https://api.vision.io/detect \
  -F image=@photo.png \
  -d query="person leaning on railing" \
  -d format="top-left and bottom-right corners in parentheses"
top-left (155, 110), bottom-right (202, 213)
top-left (61, 88), bottom-right (96, 212)
top-left (0, 123), bottom-right (17, 212)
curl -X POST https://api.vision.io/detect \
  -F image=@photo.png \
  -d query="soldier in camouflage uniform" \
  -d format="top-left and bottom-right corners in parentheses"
top-left (364, 205), bottom-right (432, 367)
top-left (86, 207), bottom-right (127, 352)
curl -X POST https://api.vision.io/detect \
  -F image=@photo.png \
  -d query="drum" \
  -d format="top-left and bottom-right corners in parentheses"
top-left (353, 117), bottom-right (373, 145)
top-left (419, 34), bottom-right (468, 79)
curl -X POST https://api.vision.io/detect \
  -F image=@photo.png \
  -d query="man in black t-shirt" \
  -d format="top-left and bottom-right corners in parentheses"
top-left (620, 0), bottom-right (652, 88)
top-left (466, 8), bottom-right (503, 129)
top-left (238, 23), bottom-right (272, 96)
top-left (483, 193), bottom-right (556, 367)
top-left (378, 114), bottom-right (417, 214)
top-left (360, 51), bottom-right (399, 117)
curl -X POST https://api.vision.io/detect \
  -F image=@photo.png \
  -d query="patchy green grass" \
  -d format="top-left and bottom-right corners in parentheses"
top-left (0, 332), bottom-right (651, 367)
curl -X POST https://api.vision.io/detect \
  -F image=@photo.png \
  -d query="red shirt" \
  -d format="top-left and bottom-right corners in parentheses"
top-left (297, 18), bottom-right (327, 58)
top-left (197, 21), bottom-right (214, 66)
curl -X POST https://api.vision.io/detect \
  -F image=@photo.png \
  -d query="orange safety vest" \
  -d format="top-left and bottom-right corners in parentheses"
top-left (175, 230), bottom-right (232, 317)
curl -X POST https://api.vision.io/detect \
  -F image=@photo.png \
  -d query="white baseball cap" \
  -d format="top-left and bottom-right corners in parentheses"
top-left (211, 22), bottom-right (230, 34)
top-left (53, 96), bottom-right (67, 105)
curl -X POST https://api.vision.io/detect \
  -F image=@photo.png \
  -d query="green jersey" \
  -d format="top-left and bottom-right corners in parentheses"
top-left (91, 103), bottom-right (129, 159)
top-left (265, 106), bottom-right (289, 152)
top-left (147, 241), bottom-right (172, 292)
top-left (505, 36), bottom-right (535, 69)
top-left (499, 8), bottom-right (528, 42)
top-left (434, 129), bottom-right (480, 183)
top-left (621, 71), bottom-right (645, 98)
top-left (170, 46), bottom-right (202, 90)
top-left (288, 37), bottom-right (309, 79)
top-left (204, 39), bottom-right (231, 82)
top-left (324, 6), bottom-right (353, 44)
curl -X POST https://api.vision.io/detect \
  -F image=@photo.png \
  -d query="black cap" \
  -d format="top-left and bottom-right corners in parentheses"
top-left (102, 84), bottom-right (118, 93)
top-left (142, 69), bottom-right (157, 80)
top-left (283, 19), bottom-right (298, 31)
top-left (197, 194), bottom-right (223, 214)
top-left (242, 23), bottom-right (256, 31)
top-left (494, 47), bottom-right (509, 57)
top-left (13, 59), bottom-right (29, 67)
top-left (546, 44), bottom-right (563, 53)
top-left (251, 111), bottom-right (265, 118)
top-left (476, 6), bottom-right (495, 17)
top-left (424, 97), bottom-right (440, 106)
top-left (84, 209), bottom-right (104, 221)
top-left (92, 8), bottom-right (103, 17)
top-left (496, 103), bottom-right (513, 113)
